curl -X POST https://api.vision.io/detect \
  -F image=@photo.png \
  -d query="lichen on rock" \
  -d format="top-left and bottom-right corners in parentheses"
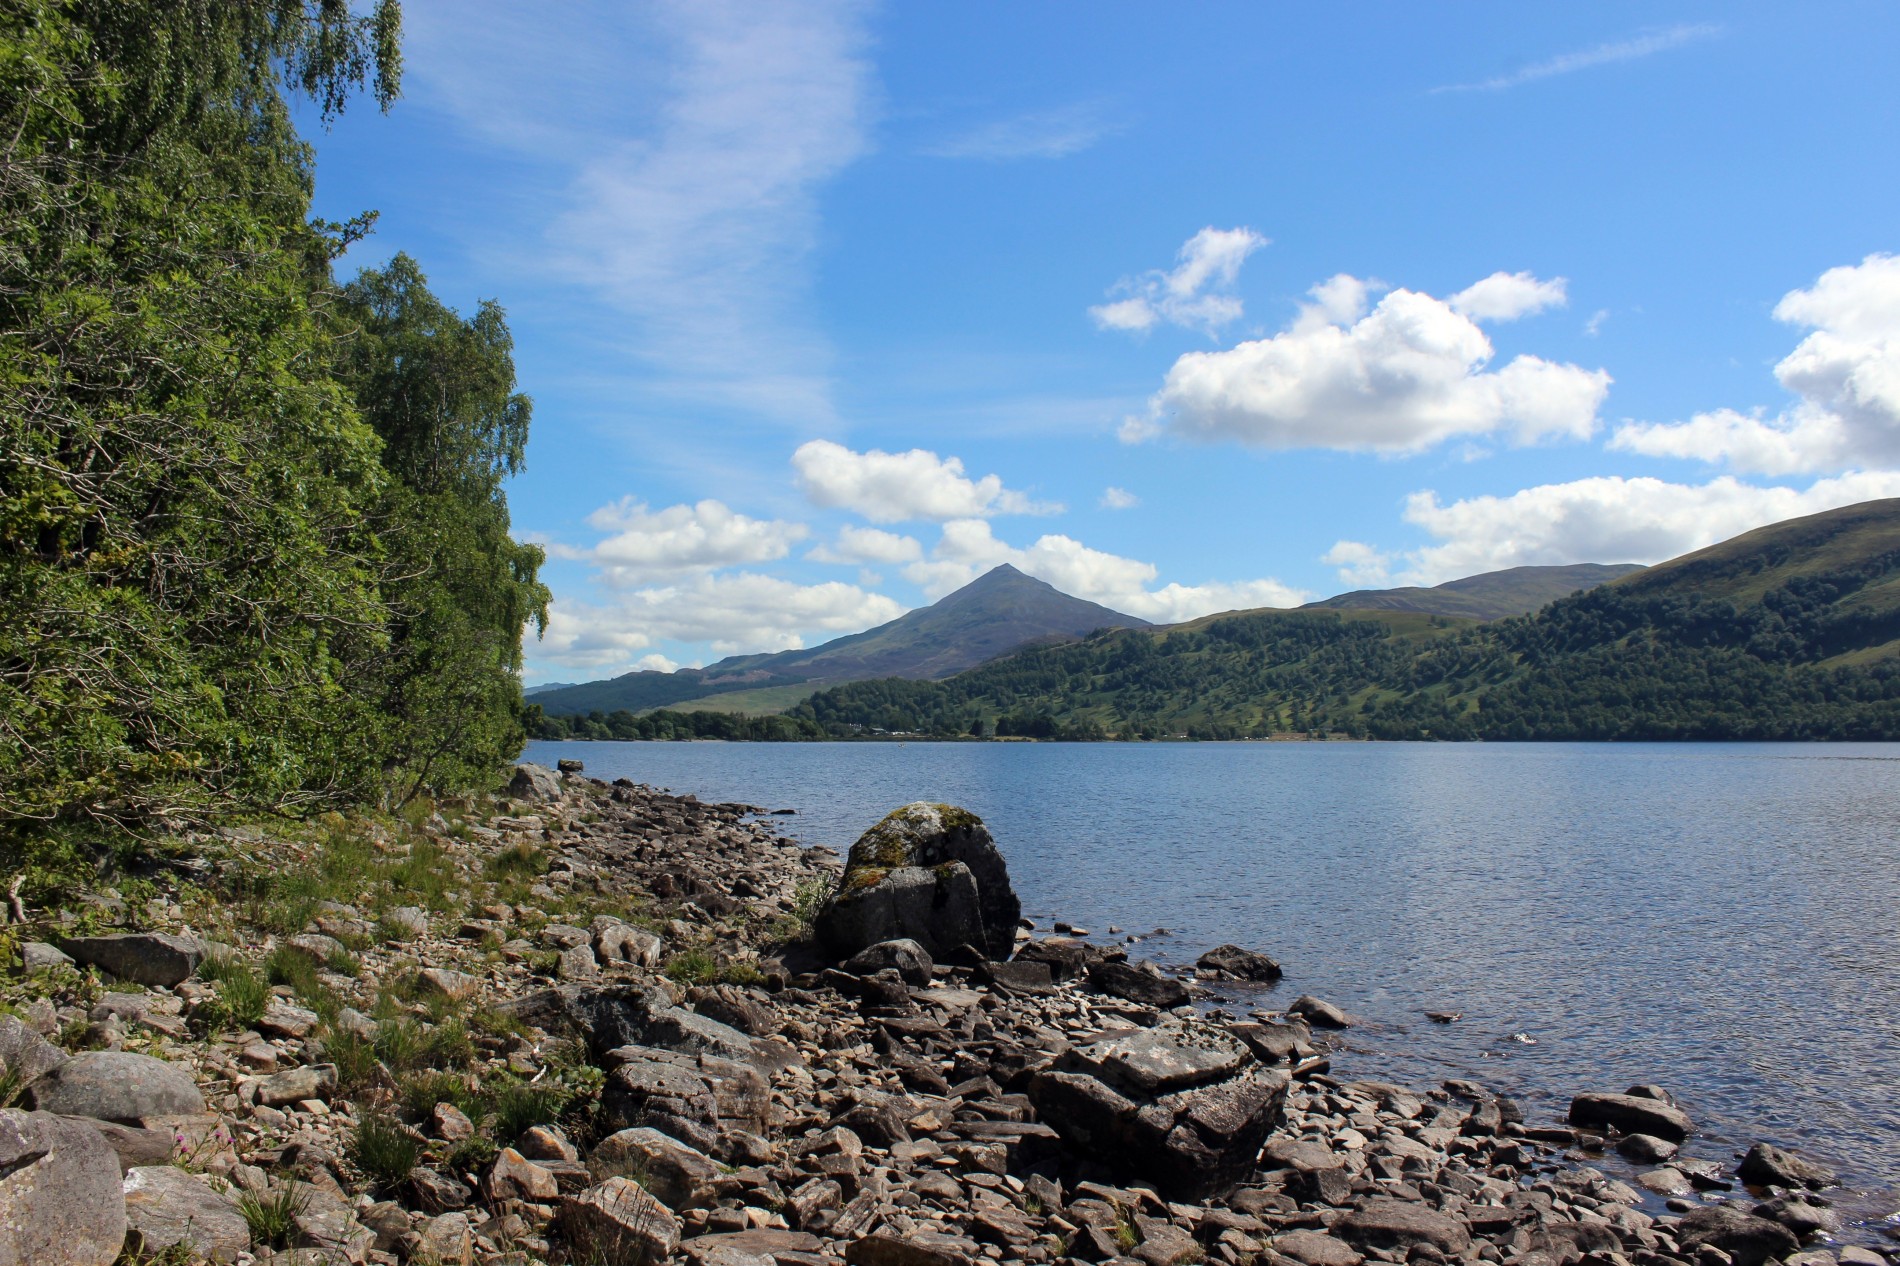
top-left (816, 802), bottom-right (1021, 960)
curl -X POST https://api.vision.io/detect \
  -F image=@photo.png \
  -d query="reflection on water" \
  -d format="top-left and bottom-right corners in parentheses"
top-left (522, 739), bottom-right (1900, 1192)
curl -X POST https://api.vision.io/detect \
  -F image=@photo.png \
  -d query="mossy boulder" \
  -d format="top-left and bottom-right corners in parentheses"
top-left (815, 803), bottom-right (1021, 961)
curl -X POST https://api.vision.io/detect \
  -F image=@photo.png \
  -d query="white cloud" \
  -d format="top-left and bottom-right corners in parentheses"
top-left (793, 439), bottom-right (1060, 522)
top-left (1129, 273), bottom-right (1609, 452)
top-left (633, 653), bottom-right (680, 674)
top-left (903, 520), bottom-right (1306, 622)
top-left (1584, 309), bottom-right (1610, 337)
top-left (1396, 471), bottom-right (1900, 584)
top-left (1090, 227), bottom-right (1268, 336)
top-left (806, 525), bottom-right (925, 565)
top-left (926, 101), bottom-right (1117, 160)
top-left (409, 1), bottom-right (873, 426)
top-left (1448, 271), bottom-right (1569, 322)
top-left (1321, 540), bottom-right (1393, 588)
top-left (1434, 23), bottom-right (1721, 93)
top-left (1100, 486), bottom-right (1140, 510)
top-left (578, 498), bottom-right (807, 585)
top-left (535, 573), bottom-right (905, 670)
top-left (1611, 254), bottom-right (1900, 475)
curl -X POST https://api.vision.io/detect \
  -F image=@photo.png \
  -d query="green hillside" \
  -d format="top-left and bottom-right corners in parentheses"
top-left (1304, 562), bottom-right (1643, 620)
top-left (785, 500), bottom-right (1900, 741)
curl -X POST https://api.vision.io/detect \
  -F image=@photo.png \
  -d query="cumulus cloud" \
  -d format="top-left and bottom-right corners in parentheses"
top-left (926, 101), bottom-right (1117, 161)
top-left (902, 520), bottom-right (1306, 623)
top-left (1448, 271), bottom-right (1569, 322)
top-left (1321, 540), bottom-right (1393, 588)
top-left (1126, 272), bottom-right (1609, 452)
top-left (577, 498), bottom-right (807, 586)
top-left (1099, 486), bottom-right (1140, 510)
top-left (1611, 254), bottom-right (1900, 475)
top-left (793, 439), bottom-right (1060, 522)
top-left (535, 573), bottom-right (905, 669)
top-left (1395, 471), bottom-right (1900, 584)
top-left (1090, 227), bottom-right (1268, 336)
top-left (806, 525), bottom-right (924, 565)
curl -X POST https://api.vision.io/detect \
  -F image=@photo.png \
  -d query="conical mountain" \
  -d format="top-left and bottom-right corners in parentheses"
top-left (530, 565), bottom-right (1150, 716)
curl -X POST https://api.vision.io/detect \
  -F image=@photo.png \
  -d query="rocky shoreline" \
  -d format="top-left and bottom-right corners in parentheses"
top-left (1, 763), bottom-right (1891, 1266)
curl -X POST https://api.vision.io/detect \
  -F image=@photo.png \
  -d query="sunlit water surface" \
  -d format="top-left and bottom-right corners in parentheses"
top-left (522, 740), bottom-right (1900, 1207)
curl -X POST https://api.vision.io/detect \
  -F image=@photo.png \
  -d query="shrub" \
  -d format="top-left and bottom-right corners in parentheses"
top-left (196, 955), bottom-right (270, 1030)
top-left (238, 1183), bottom-right (309, 1250)
top-left (349, 1112), bottom-right (419, 1191)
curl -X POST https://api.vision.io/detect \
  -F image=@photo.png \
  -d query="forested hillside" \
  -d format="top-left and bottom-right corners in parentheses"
top-left (0, 2), bottom-right (547, 888)
top-left (782, 501), bottom-right (1900, 741)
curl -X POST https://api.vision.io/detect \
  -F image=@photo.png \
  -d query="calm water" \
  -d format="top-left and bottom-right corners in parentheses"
top-left (522, 739), bottom-right (1900, 1201)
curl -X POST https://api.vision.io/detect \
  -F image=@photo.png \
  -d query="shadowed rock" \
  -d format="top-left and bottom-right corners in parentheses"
top-left (816, 804), bottom-right (1021, 961)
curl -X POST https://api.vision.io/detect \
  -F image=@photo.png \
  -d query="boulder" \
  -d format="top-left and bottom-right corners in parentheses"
top-left (843, 938), bottom-right (934, 987)
top-left (257, 1063), bottom-right (337, 1107)
top-left (975, 959), bottom-right (1055, 995)
top-left (1087, 959), bottom-right (1190, 1008)
top-left (23, 1051), bottom-right (205, 1122)
top-left (1196, 944), bottom-right (1283, 982)
top-left (556, 758), bottom-right (585, 773)
top-left (1738, 1141), bottom-right (1836, 1190)
top-left (686, 985), bottom-right (780, 1037)
top-left (591, 1128), bottom-right (726, 1209)
top-left (68, 1118), bottom-right (175, 1172)
top-left (560, 1177), bottom-right (681, 1264)
top-left (417, 1211), bottom-right (474, 1266)
top-left (415, 967), bottom-right (482, 1002)
top-left (0, 1109), bottom-right (127, 1266)
top-left (1287, 995), bottom-right (1352, 1028)
top-left (59, 932), bottom-right (204, 987)
top-left (487, 1147), bottom-right (559, 1201)
top-left (509, 762), bottom-right (564, 801)
top-left (1029, 1019), bottom-right (1287, 1199)
top-left (593, 919), bottom-right (663, 968)
top-left (1014, 937), bottom-right (1092, 981)
top-left (20, 942), bottom-right (74, 972)
top-left (0, 1015), bottom-right (69, 1085)
top-left (1567, 1091), bottom-right (1693, 1142)
top-left (845, 1233), bottom-right (973, 1266)
top-left (1675, 1204), bottom-right (1801, 1266)
top-left (1226, 1020), bottom-right (1311, 1065)
top-left (382, 906), bottom-right (429, 941)
top-left (122, 1164), bottom-right (249, 1263)
top-left (1615, 1133), bottom-right (1679, 1163)
top-left (1275, 1230), bottom-right (1365, 1266)
top-left (1753, 1194), bottom-right (1840, 1237)
top-left (1335, 1199), bottom-right (1472, 1256)
top-left (815, 803), bottom-right (1021, 961)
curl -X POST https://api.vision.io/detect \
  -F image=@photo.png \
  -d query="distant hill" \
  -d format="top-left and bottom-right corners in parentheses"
top-left (1305, 562), bottom-right (1643, 620)
top-left (778, 499), bottom-right (1900, 742)
top-left (529, 564), bottom-right (1150, 717)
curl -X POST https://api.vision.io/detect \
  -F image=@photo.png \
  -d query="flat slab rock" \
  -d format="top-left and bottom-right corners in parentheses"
top-left (58, 933), bottom-right (204, 987)
top-left (0, 1109), bottom-right (128, 1266)
top-left (122, 1164), bottom-right (250, 1264)
top-left (1568, 1091), bottom-right (1693, 1142)
top-left (22, 1051), bottom-right (205, 1122)
top-left (1076, 1021), bottom-right (1252, 1094)
top-left (1335, 1198), bottom-right (1473, 1255)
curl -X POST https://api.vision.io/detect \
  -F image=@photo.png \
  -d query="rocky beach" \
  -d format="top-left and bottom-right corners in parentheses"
top-left (0, 763), bottom-right (1890, 1266)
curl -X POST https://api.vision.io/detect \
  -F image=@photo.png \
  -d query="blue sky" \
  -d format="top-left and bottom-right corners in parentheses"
top-left (304, 2), bottom-right (1900, 683)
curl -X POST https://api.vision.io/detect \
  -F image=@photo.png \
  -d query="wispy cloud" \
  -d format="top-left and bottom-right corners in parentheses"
top-left (1434, 23), bottom-right (1720, 94)
top-left (926, 101), bottom-right (1119, 160)
top-left (405, 0), bottom-right (875, 429)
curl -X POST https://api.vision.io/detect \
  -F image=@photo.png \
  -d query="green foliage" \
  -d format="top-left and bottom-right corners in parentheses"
top-left (196, 954), bottom-right (270, 1030)
top-left (663, 948), bottom-right (720, 986)
top-left (782, 550), bottom-right (1900, 743)
top-left (348, 1112), bottom-right (418, 1191)
top-left (527, 705), bottom-right (825, 742)
top-left (0, 0), bottom-right (549, 872)
top-left (238, 1182), bottom-right (310, 1251)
